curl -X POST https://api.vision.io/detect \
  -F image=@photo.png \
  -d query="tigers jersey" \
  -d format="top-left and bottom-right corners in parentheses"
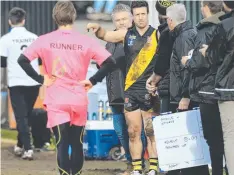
top-left (124, 26), bottom-right (158, 91)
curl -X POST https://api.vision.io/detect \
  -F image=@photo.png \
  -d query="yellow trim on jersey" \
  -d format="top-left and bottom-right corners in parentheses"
top-left (125, 30), bottom-right (157, 91)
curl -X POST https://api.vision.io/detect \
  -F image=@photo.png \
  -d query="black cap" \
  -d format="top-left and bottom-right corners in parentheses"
top-left (223, 1), bottom-right (234, 9)
top-left (155, 0), bottom-right (176, 15)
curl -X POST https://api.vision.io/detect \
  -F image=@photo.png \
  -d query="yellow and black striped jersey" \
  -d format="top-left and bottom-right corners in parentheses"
top-left (124, 26), bottom-right (158, 91)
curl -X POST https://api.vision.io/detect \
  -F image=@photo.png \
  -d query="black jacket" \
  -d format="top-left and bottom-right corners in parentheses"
top-left (154, 23), bottom-right (174, 97)
top-left (206, 10), bottom-right (234, 101)
top-left (186, 12), bottom-right (225, 104)
top-left (105, 42), bottom-right (126, 108)
top-left (170, 21), bottom-right (197, 103)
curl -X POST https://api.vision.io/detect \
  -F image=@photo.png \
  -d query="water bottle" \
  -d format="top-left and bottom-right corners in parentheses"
top-left (98, 100), bottom-right (104, 121)
top-left (105, 101), bottom-right (112, 120)
top-left (92, 112), bottom-right (97, 120)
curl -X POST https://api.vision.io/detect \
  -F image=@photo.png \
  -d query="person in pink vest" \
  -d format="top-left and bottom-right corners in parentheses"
top-left (17, 1), bottom-right (115, 175)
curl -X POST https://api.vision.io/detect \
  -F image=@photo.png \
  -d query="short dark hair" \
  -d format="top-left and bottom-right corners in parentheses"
top-left (202, 1), bottom-right (223, 14)
top-left (131, 1), bottom-right (149, 14)
top-left (8, 7), bottom-right (26, 25)
top-left (52, 1), bottom-right (77, 26)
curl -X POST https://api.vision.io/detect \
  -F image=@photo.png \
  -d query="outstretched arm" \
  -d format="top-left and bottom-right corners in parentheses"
top-left (87, 23), bottom-right (127, 43)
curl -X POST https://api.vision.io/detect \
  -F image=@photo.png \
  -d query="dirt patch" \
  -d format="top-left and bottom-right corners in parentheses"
top-left (1, 142), bottom-right (126, 175)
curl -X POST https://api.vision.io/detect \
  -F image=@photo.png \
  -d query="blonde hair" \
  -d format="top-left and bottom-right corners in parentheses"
top-left (52, 1), bottom-right (77, 26)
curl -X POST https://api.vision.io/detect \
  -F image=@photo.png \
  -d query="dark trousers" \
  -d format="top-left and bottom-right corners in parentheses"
top-left (9, 85), bottom-right (40, 150)
top-left (31, 109), bottom-right (51, 148)
top-left (53, 122), bottom-right (84, 175)
top-left (159, 96), bottom-right (170, 114)
top-left (159, 98), bottom-right (210, 175)
top-left (200, 103), bottom-right (224, 175)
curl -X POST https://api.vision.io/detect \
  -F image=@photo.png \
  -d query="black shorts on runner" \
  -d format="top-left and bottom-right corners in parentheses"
top-left (124, 89), bottom-right (160, 113)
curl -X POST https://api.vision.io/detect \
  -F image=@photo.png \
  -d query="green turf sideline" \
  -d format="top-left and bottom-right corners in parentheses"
top-left (1, 129), bottom-right (17, 141)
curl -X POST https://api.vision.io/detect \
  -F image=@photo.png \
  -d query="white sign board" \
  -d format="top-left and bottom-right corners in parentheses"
top-left (153, 110), bottom-right (211, 171)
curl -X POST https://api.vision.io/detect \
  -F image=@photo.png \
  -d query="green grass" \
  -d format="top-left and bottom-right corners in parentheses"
top-left (1, 129), bottom-right (17, 140)
top-left (1, 128), bottom-right (56, 150)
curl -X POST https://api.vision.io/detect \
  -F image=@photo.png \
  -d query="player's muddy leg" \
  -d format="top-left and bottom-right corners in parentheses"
top-left (125, 109), bottom-right (143, 173)
top-left (142, 111), bottom-right (158, 174)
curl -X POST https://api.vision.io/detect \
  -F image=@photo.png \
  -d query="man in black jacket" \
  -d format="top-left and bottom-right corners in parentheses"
top-left (146, 0), bottom-right (175, 113)
top-left (165, 3), bottom-right (209, 175)
top-left (181, 1), bottom-right (225, 175)
top-left (200, 1), bottom-right (234, 174)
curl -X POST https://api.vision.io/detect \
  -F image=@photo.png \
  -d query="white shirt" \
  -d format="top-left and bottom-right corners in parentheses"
top-left (0, 27), bottom-right (40, 87)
